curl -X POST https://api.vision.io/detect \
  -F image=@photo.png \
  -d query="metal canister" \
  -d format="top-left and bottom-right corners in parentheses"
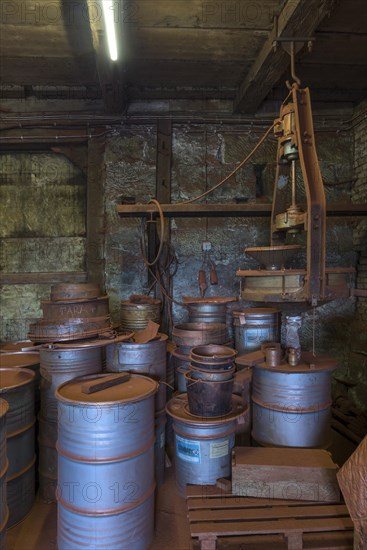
top-left (105, 335), bottom-right (167, 411)
top-left (172, 323), bottom-right (227, 355)
top-left (56, 374), bottom-right (157, 550)
top-left (233, 308), bottom-right (280, 354)
top-left (0, 399), bottom-right (9, 548)
top-left (0, 368), bottom-right (36, 527)
top-left (38, 346), bottom-right (102, 502)
top-left (252, 353), bottom-right (337, 448)
top-left (166, 394), bottom-right (247, 496)
top-left (120, 299), bottom-right (161, 331)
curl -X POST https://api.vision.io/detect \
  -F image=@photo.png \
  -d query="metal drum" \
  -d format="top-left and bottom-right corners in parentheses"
top-left (120, 299), bottom-right (161, 331)
top-left (166, 394), bottom-right (247, 496)
top-left (38, 346), bottom-right (102, 502)
top-left (0, 368), bottom-right (35, 527)
top-left (0, 399), bottom-right (9, 547)
top-left (105, 335), bottom-right (167, 411)
top-left (233, 308), bottom-right (280, 354)
top-left (172, 349), bottom-right (190, 393)
top-left (50, 282), bottom-right (101, 302)
top-left (172, 323), bottom-right (227, 355)
top-left (0, 352), bottom-right (40, 412)
top-left (155, 409), bottom-right (167, 489)
top-left (56, 374), bottom-right (157, 550)
top-left (252, 353), bottom-right (337, 448)
top-left (185, 298), bottom-right (237, 343)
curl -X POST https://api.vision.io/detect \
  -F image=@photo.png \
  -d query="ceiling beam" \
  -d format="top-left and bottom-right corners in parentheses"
top-left (233, 0), bottom-right (336, 114)
top-left (86, 0), bottom-right (126, 114)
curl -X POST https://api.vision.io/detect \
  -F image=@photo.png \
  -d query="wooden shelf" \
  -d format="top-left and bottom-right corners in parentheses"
top-left (0, 272), bottom-right (87, 285)
top-left (116, 202), bottom-right (367, 218)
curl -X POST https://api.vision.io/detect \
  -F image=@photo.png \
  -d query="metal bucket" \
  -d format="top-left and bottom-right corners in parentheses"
top-left (0, 399), bottom-right (9, 544)
top-left (56, 374), bottom-right (157, 550)
top-left (166, 394), bottom-right (246, 496)
top-left (172, 323), bottom-right (227, 355)
top-left (120, 299), bottom-right (161, 331)
top-left (0, 368), bottom-right (35, 527)
top-left (105, 336), bottom-right (167, 411)
top-left (155, 409), bottom-right (167, 489)
top-left (38, 346), bottom-right (102, 502)
top-left (185, 373), bottom-right (234, 416)
top-left (190, 345), bottom-right (237, 370)
top-left (252, 359), bottom-right (336, 448)
top-left (190, 364), bottom-right (236, 382)
top-left (233, 308), bottom-right (280, 354)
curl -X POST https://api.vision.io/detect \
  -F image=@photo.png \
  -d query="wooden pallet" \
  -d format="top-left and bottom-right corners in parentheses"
top-left (187, 485), bottom-right (354, 550)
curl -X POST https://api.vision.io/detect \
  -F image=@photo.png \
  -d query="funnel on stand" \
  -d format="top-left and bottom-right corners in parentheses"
top-left (244, 245), bottom-right (303, 270)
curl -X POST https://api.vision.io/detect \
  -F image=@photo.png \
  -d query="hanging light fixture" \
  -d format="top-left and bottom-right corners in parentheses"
top-left (102, 0), bottom-right (118, 61)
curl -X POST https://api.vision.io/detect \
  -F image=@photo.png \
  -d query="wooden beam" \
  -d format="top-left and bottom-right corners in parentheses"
top-left (116, 202), bottom-right (367, 218)
top-left (233, 0), bottom-right (336, 114)
top-left (86, 0), bottom-right (126, 113)
top-left (0, 272), bottom-right (87, 285)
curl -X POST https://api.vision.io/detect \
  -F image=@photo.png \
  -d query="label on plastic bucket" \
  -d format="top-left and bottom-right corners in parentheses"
top-left (176, 436), bottom-right (201, 464)
top-left (210, 440), bottom-right (229, 459)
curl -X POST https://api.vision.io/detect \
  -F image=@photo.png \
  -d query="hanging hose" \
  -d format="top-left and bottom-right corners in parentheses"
top-left (139, 198), bottom-right (165, 267)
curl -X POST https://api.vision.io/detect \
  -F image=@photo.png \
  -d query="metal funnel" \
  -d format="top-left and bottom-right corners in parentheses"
top-left (244, 245), bottom-right (303, 270)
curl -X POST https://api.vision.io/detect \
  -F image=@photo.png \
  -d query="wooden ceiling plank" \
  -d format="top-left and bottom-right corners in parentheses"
top-left (233, 0), bottom-right (336, 113)
top-left (86, 0), bottom-right (126, 114)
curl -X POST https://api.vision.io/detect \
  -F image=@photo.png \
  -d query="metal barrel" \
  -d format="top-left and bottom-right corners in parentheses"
top-left (120, 299), bottom-right (161, 331)
top-left (0, 399), bottom-right (9, 547)
top-left (166, 394), bottom-right (247, 496)
top-left (187, 302), bottom-right (227, 324)
top-left (233, 308), bottom-right (280, 354)
top-left (38, 347), bottom-right (102, 502)
top-left (105, 335), bottom-right (167, 411)
top-left (155, 409), bottom-right (167, 489)
top-left (41, 296), bottom-right (109, 321)
top-left (56, 373), bottom-right (157, 550)
top-left (172, 322), bottom-right (227, 356)
top-left (0, 352), bottom-right (40, 412)
top-left (0, 368), bottom-right (36, 527)
top-left (252, 359), bottom-right (336, 448)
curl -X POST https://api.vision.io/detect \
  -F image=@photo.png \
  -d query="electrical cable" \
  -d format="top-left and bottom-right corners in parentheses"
top-left (139, 199), bottom-right (165, 266)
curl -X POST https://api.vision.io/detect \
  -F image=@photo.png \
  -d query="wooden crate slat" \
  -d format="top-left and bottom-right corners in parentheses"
top-left (189, 504), bottom-right (349, 523)
top-left (187, 496), bottom-right (331, 510)
top-left (190, 516), bottom-right (354, 537)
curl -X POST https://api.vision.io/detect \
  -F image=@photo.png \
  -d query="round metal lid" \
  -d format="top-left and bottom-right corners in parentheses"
top-left (233, 308), bottom-right (279, 316)
top-left (0, 368), bottom-right (36, 392)
top-left (0, 398), bottom-right (9, 418)
top-left (0, 340), bottom-right (35, 352)
top-left (0, 353), bottom-right (39, 368)
top-left (166, 393), bottom-right (246, 426)
top-left (56, 373), bottom-right (158, 405)
top-left (183, 296), bottom-right (237, 304)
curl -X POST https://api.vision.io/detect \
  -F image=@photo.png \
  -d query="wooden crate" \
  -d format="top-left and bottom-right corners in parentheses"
top-left (232, 447), bottom-right (340, 502)
top-left (187, 485), bottom-right (353, 550)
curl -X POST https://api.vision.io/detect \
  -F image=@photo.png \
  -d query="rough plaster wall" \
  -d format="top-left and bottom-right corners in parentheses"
top-left (0, 152), bottom-right (86, 340)
top-left (107, 122), bottom-right (356, 379)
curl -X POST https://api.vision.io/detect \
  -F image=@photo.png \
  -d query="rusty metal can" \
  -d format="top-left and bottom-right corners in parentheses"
top-left (120, 299), bottom-right (161, 331)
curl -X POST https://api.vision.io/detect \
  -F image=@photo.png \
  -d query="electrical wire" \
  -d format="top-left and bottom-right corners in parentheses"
top-left (139, 199), bottom-right (165, 266)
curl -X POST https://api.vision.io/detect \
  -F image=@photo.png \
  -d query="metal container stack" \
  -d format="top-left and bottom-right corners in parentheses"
top-left (184, 297), bottom-right (237, 344)
top-left (28, 283), bottom-right (111, 342)
top-left (185, 345), bottom-right (237, 417)
top-left (0, 399), bottom-right (9, 548)
top-left (172, 322), bottom-right (227, 393)
top-left (56, 373), bottom-right (157, 550)
top-left (105, 335), bottom-right (168, 488)
top-left (120, 295), bottom-right (161, 331)
top-left (0, 368), bottom-right (36, 527)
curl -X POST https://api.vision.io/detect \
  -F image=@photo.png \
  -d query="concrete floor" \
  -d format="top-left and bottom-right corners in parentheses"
top-left (6, 468), bottom-right (192, 550)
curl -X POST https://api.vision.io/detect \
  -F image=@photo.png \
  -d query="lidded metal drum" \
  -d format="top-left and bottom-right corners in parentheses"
top-left (105, 335), bottom-right (167, 411)
top-left (233, 308), bottom-right (280, 354)
top-left (166, 394), bottom-right (247, 496)
top-left (56, 374), bottom-right (157, 550)
top-left (0, 368), bottom-right (36, 527)
top-left (252, 353), bottom-right (337, 448)
top-left (0, 352), bottom-right (40, 410)
top-left (0, 399), bottom-right (9, 547)
top-left (172, 323), bottom-right (227, 355)
top-left (185, 298), bottom-right (237, 343)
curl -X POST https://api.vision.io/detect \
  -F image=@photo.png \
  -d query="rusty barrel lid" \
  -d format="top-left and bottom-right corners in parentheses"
top-left (0, 368), bottom-right (36, 392)
top-left (166, 393), bottom-right (246, 426)
top-left (56, 373), bottom-right (158, 405)
top-left (0, 353), bottom-right (39, 368)
top-left (50, 283), bottom-right (101, 302)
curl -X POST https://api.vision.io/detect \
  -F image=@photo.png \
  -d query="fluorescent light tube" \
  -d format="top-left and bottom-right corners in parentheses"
top-left (102, 0), bottom-right (118, 61)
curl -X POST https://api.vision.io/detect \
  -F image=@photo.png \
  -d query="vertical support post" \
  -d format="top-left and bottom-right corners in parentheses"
top-left (87, 136), bottom-right (106, 289)
top-left (155, 119), bottom-right (172, 333)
